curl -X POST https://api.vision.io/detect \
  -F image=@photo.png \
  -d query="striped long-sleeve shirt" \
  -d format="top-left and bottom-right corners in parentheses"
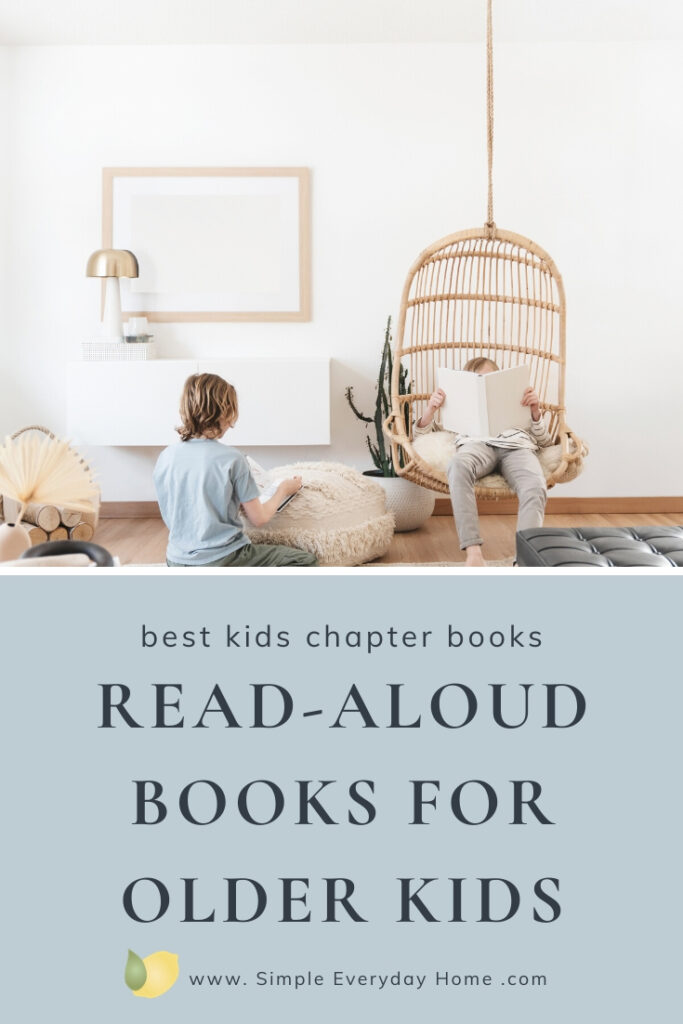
top-left (414, 413), bottom-right (553, 452)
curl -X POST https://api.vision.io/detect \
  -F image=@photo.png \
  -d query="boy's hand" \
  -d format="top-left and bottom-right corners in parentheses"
top-left (416, 388), bottom-right (446, 429)
top-left (284, 476), bottom-right (303, 496)
top-left (428, 388), bottom-right (446, 411)
top-left (521, 387), bottom-right (541, 421)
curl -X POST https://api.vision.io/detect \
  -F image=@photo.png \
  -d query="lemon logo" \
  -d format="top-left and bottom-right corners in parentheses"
top-left (125, 949), bottom-right (179, 998)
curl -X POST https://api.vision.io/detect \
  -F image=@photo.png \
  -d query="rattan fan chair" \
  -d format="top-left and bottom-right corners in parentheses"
top-left (385, 2), bottom-right (587, 499)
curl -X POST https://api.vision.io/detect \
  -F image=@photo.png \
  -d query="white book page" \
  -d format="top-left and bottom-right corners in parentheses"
top-left (258, 478), bottom-right (298, 512)
top-left (245, 457), bottom-right (298, 512)
top-left (258, 480), bottom-right (280, 503)
top-left (483, 364), bottom-right (531, 435)
top-left (437, 368), bottom-right (487, 435)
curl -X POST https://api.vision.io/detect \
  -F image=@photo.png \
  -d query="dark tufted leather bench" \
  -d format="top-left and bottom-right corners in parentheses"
top-left (516, 527), bottom-right (683, 567)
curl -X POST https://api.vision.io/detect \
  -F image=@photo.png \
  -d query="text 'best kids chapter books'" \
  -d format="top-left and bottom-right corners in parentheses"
top-left (437, 364), bottom-right (530, 437)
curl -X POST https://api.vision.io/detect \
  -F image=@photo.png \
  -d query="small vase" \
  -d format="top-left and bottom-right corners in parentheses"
top-left (0, 522), bottom-right (31, 562)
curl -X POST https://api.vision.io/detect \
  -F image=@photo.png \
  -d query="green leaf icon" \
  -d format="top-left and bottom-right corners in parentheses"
top-left (125, 949), bottom-right (148, 991)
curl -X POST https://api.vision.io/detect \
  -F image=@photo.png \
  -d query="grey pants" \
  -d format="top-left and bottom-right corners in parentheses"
top-left (447, 442), bottom-right (547, 550)
top-left (169, 542), bottom-right (318, 567)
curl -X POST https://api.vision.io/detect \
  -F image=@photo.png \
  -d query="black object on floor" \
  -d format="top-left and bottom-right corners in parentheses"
top-left (516, 527), bottom-right (683, 567)
top-left (21, 540), bottom-right (115, 567)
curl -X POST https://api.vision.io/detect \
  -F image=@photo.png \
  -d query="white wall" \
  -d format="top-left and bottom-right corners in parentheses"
top-left (0, 48), bottom-right (8, 382)
top-left (2, 41), bottom-right (682, 499)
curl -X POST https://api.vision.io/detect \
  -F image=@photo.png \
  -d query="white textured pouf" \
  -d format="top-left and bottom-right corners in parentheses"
top-left (244, 462), bottom-right (395, 567)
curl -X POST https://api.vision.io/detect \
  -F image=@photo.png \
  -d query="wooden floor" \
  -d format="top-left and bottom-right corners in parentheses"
top-left (94, 512), bottom-right (683, 566)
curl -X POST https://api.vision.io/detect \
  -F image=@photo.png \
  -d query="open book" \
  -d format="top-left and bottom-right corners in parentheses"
top-left (257, 480), bottom-right (298, 513)
top-left (246, 457), bottom-right (300, 513)
top-left (436, 364), bottom-right (531, 437)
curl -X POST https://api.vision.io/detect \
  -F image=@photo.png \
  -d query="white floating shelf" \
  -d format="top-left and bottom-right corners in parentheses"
top-left (67, 358), bottom-right (330, 447)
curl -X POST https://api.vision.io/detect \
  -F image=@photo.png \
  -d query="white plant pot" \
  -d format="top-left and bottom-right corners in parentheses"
top-left (364, 472), bottom-right (435, 532)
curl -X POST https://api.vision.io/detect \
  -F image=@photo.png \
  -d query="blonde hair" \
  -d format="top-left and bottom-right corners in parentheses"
top-left (463, 357), bottom-right (499, 373)
top-left (177, 373), bottom-right (238, 441)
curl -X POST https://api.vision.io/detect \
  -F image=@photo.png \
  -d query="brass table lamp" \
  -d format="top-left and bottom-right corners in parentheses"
top-left (86, 249), bottom-right (139, 342)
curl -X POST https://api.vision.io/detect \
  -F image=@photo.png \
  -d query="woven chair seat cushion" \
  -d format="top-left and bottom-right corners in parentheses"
top-left (517, 527), bottom-right (683, 568)
top-left (412, 430), bottom-right (582, 491)
top-left (243, 461), bottom-right (394, 566)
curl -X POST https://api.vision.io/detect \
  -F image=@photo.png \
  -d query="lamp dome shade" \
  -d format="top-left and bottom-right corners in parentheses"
top-left (86, 249), bottom-right (139, 278)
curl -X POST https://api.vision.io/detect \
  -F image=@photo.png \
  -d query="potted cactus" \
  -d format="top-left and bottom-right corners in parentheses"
top-left (345, 317), bottom-right (435, 531)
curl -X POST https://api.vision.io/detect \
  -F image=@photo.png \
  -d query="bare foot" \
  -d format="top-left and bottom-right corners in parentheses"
top-left (464, 546), bottom-right (486, 567)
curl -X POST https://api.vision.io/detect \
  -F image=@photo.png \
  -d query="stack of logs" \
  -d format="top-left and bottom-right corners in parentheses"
top-left (0, 495), bottom-right (98, 545)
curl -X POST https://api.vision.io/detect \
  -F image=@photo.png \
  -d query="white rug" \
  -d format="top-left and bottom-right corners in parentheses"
top-left (366, 558), bottom-right (515, 567)
top-left (125, 558), bottom-right (515, 569)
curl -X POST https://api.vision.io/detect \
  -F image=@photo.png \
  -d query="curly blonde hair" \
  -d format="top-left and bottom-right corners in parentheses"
top-left (177, 373), bottom-right (238, 441)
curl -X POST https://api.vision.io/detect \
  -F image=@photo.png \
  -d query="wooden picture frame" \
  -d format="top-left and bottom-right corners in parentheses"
top-left (102, 167), bottom-right (311, 322)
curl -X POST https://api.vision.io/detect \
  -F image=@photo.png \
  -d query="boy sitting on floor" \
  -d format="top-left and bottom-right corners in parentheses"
top-left (154, 373), bottom-right (317, 567)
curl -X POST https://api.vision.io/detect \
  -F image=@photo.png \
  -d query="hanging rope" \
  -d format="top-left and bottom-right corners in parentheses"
top-left (485, 0), bottom-right (495, 237)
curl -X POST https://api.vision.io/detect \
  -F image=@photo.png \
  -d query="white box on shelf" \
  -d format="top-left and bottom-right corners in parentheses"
top-left (82, 341), bottom-right (156, 361)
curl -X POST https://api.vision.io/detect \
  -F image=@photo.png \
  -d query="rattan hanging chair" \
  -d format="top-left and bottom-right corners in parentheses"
top-left (385, 2), bottom-right (586, 499)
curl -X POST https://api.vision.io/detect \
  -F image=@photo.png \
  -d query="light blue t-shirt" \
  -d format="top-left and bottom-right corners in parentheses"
top-left (153, 438), bottom-right (260, 565)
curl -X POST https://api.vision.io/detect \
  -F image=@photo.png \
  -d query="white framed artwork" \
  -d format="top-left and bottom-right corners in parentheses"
top-left (102, 167), bottom-right (311, 322)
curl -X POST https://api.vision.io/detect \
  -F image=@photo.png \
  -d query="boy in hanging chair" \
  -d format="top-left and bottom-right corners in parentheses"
top-left (414, 358), bottom-right (551, 567)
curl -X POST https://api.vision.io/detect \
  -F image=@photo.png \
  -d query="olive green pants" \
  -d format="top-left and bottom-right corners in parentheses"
top-left (168, 542), bottom-right (318, 568)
